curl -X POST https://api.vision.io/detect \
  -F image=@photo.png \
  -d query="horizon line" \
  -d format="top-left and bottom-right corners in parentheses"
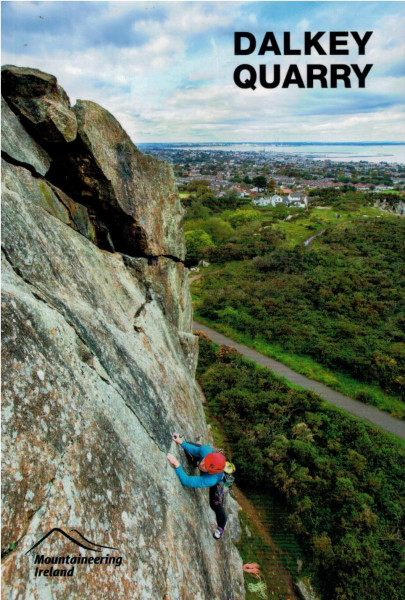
top-left (137, 141), bottom-right (405, 145)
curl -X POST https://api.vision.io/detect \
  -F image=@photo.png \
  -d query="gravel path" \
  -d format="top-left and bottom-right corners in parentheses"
top-left (193, 321), bottom-right (405, 441)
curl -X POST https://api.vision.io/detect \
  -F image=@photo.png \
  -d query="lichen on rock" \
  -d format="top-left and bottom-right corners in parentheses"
top-left (1, 65), bottom-right (244, 600)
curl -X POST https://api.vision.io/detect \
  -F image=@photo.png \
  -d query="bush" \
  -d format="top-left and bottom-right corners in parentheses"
top-left (197, 340), bottom-right (405, 600)
top-left (197, 218), bottom-right (405, 397)
top-left (354, 390), bottom-right (379, 406)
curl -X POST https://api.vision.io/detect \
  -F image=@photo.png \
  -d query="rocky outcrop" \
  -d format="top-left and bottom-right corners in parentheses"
top-left (1, 66), bottom-right (244, 600)
top-left (373, 197), bottom-right (405, 216)
top-left (295, 577), bottom-right (322, 600)
top-left (2, 65), bottom-right (77, 143)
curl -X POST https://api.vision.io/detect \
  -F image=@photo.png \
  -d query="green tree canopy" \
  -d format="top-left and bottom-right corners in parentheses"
top-left (253, 175), bottom-right (267, 191)
top-left (185, 229), bottom-right (214, 266)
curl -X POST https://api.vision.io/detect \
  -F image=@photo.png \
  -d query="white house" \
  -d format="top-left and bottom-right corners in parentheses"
top-left (252, 197), bottom-right (271, 207)
top-left (270, 194), bottom-right (284, 206)
top-left (287, 192), bottom-right (308, 208)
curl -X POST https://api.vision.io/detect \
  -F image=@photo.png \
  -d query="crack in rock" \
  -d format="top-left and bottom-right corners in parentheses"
top-left (133, 288), bottom-right (153, 334)
top-left (1, 150), bottom-right (44, 179)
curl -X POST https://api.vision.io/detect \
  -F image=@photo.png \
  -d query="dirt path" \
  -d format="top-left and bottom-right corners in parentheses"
top-left (207, 415), bottom-right (298, 598)
top-left (193, 321), bottom-right (405, 441)
top-left (233, 486), bottom-right (298, 600)
top-left (303, 228), bottom-right (326, 247)
top-left (188, 273), bottom-right (202, 284)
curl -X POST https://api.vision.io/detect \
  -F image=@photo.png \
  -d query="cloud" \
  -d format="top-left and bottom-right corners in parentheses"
top-left (2, 1), bottom-right (404, 142)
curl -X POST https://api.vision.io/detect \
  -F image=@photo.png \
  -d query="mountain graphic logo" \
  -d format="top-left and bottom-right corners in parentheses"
top-left (25, 528), bottom-right (119, 555)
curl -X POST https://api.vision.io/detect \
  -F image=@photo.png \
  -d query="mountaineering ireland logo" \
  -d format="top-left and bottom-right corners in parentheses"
top-left (25, 528), bottom-right (123, 578)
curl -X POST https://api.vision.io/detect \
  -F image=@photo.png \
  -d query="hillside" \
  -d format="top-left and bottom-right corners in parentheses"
top-left (196, 335), bottom-right (405, 600)
top-left (187, 198), bottom-right (405, 415)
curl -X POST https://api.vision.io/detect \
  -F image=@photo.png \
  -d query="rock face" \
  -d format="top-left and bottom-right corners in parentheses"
top-left (2, 65), bottom-right (77, 143)
top-left (373, 197), bottom-right (405, 216)
top-left (295, 577), bottom-right (322, 600)
top-left (1, 66), bottom-right (244, 600)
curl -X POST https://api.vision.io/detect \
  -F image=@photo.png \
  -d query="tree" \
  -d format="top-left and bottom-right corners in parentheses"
top-left (185, 229), bottom-right (214, 266)
top-left (186, 201), bottom-right (211, 219)
top-left (253, 175), bottom-right (267, 191)
top-left (267, 178), bottom-right (276, 194)
top-left (202, 218), bottom-right (233, 243)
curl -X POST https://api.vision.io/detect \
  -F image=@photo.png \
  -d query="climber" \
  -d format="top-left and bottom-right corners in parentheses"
top-left (167, 433), bottom-right (228, 540)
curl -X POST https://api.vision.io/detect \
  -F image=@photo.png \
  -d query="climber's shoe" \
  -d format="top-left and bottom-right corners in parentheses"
top-left (213, 526), bottom-right (224, 540)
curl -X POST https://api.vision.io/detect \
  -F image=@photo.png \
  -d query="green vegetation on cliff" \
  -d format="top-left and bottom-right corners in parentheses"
top-left (197, 336), bottom-right (405, 600)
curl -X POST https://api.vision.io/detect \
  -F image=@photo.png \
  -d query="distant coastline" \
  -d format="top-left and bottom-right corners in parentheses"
top-left (140, 142), bottom-right (405, 146)
top-left (139, 142), bottom-right (405, 165)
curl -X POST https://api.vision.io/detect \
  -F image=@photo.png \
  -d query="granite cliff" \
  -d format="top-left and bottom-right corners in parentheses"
top-left (1, 65), bottom-right (244, 600)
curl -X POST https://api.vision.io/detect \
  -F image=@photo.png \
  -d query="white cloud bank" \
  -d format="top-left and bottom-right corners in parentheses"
top-left (2, 1), bottom-right (404, 142)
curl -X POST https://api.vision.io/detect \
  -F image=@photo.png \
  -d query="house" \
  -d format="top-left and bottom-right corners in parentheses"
top-left (373, 185), bottom-right (395, 192)
top-left (287, 191), bottom-right (308, 208)
top-left (270, 194), bottom-right (284, 206)
top-left (235, 188), bottom-right (251, 198)
top-left (252, 197), bottom-right (271, 207)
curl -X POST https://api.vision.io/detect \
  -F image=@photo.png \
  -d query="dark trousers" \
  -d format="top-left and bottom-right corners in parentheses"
top-left (184, 442), bottom-right (228, 530)
top-left (209, 484), bottom-right (228, 530)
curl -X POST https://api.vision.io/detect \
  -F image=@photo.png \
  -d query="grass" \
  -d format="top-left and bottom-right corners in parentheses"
top-left (374, 189), bottom-right (404, 195)
top-left (273, 206), bottom-right (399, 247)
top-left (192, 311), bottom-right (405, 420)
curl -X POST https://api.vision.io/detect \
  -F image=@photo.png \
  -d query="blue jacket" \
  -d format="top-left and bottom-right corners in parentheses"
top-left (175, 441), bottom-right (224, 489)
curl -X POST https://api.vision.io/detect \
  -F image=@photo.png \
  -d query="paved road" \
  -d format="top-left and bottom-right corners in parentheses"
top-left (193, 321), bottom-right (405, 441)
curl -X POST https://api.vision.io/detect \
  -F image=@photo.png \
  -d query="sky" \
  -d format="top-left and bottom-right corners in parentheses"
top-left (2, 1), bottom-right (405, 143)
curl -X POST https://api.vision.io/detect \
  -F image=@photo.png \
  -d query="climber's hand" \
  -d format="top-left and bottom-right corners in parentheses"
top-left (167, 453), bottom-right (180, 468)
top-left (172, 433), bottom-right (183, 445)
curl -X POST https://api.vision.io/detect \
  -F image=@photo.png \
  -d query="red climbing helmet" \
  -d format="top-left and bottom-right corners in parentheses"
top-left (204, 452), bottom-right (226, 474)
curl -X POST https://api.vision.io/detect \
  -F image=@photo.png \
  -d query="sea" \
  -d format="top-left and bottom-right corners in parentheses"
top-left (161, 143), bottom-right (405, 165)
